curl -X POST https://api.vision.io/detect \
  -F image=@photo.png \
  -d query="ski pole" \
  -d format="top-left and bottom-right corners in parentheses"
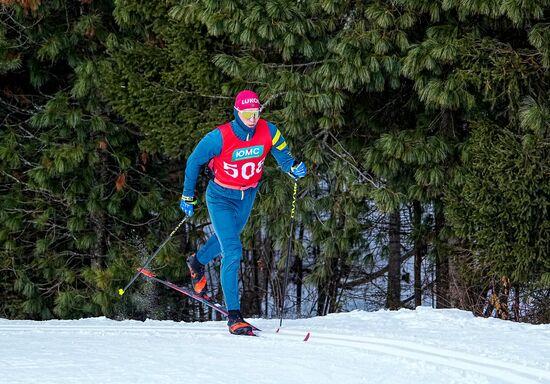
top-left (279, 175), bottom-right (298, 327)
top-left (118, 216), bottom-right (188, 296)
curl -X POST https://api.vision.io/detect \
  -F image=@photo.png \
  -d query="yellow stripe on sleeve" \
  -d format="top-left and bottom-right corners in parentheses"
top-left (272, 129), bottom-right (281, 145)
top-left (276, 141), bottom-right (287, 150)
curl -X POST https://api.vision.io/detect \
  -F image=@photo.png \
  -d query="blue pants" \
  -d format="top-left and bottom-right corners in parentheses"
top-left (195, 180), bottom-right (257, 311)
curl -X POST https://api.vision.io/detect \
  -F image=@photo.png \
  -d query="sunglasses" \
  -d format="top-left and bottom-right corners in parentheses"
top-left (239, 110), bottom-right (260, 120)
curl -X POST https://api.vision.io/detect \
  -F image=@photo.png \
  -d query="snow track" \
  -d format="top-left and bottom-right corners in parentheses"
top-left (276, 330), bottom-right (550, 384)
top-left (1, 310), bottom-right (549, 384)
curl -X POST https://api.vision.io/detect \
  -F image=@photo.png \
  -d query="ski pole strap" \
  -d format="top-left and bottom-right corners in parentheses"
top-left (290, 180), bottom-right (297, 220)
top-left (287, 172), bottom-right (299, 182)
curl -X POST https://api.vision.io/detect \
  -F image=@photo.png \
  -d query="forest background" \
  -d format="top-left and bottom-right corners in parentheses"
top-left (1, 0), bottom-right (549, 324)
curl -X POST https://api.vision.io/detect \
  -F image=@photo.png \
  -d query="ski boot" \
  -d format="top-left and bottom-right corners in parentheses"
top-left (186, 253), bottom-right (207, 295)
top-left (227, 310), bottom-right (255, 336)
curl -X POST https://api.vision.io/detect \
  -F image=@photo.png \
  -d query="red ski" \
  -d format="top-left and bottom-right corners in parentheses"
top-left (136, 268), bottom-right (261, 333)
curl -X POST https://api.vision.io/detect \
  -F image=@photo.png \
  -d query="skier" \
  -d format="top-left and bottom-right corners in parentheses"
top-left (179, 90), bottom-right (307, 335)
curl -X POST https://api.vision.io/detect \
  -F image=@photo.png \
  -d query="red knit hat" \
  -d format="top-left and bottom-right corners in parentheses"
top-left (234, 90), bottom-right (261, 110)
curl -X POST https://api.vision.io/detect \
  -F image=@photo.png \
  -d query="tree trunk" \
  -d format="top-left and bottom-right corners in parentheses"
top-left (295, 224), bottom-right (304, 317)
top-left (434, 200), bottom-right (450, 308)
top-left (328, 256), bottom-right (340, 313)
top-left (91, 149), bottom-right (109, 269)
top-left (513, 284), bottom-right (520, 321)
top-left (386, 208), bottom-right (401, 310)
top-left (497, 276), bottom-right (510, 320)
top-left (314, 246), bottom-right (327, 316)
top-left (413, 201), bottom-right (424, 307)
top-left (251, 229), bottom-right (262, 317)
top-left (263, 233), bottom-right (273, 317)
top-left (240, 246), bottom-right (261, 317)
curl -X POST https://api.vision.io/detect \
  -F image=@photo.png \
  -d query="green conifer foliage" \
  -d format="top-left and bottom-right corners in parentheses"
top-left (3, 0), bottom-right (547, 320)
top-left (445, 117), bottom-right (550, 291)
top-left (0, 0), bottom-right (177, 319)
top-left (102, 0), bottom-right (483, 314)
top-left (102, 0), bottom-right (383, 315)
top-left (101, 0), bottom-right (231, 158)
top-left (99, 0), bottom-right (550, 319)
top-left (402, 0), bottom-right (550, 317)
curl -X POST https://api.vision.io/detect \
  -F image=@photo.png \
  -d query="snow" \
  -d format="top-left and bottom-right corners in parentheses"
top-left (1, 307), bottom-right (550, 384)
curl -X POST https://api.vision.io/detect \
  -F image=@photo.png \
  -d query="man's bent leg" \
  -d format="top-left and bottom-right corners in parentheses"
top-left (195, 234), bottom-right (221, 265)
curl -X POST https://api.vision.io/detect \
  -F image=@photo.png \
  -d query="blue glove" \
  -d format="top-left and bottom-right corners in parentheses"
top-left (180, 195), bottom-right (197, 217)
top-left (290, 161), bottom-right (307, 179)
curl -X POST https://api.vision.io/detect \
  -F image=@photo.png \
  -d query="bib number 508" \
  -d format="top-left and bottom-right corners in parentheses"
top-left (223, 160), bottom-right (265, 180)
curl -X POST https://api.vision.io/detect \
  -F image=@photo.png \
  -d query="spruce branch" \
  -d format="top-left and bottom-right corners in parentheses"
top-left (260, 92), bottom-right (286, 112)
top-left (107, 213), bottom-right (161, 228)
top-left (323, 133), bottom-right (380, 189)
top-left (149, 81), bottom-right (232, 100)
top-left (1, 171), bottom-right (71, 207)
top-left (264, 60), bottom-right (330, 69)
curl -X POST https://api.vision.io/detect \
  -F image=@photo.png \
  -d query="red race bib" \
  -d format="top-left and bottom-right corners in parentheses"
top-left (210, 119), bottom-right (272, 188)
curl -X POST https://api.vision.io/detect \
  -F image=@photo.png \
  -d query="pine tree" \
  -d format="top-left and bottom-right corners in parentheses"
top-left (445, 115), bottom-right (550, 320)
top-left (0, 0), bottom-right (178, 319)
top-left (395, 0), bottom-right (550, 318)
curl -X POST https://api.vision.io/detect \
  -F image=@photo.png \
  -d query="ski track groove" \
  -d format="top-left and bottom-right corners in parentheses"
top-left (277, 330), bottom-right (550, 384)
top-left (1, 323), bottom-right (548, 383)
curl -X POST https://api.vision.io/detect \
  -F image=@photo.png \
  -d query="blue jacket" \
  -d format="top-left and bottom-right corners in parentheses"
top-left (183, 110), bottom-right (296, 196)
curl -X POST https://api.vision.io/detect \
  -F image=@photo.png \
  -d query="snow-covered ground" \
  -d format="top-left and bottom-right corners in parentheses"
top-left (1, 307), bottom-right (549, 384)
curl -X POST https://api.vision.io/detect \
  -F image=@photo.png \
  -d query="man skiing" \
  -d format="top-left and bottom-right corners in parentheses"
top-left (179, 90), bottom-right (307, 335)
